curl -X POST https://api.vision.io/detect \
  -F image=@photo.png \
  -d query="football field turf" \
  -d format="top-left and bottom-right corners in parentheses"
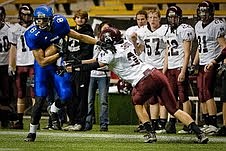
top-left (0, 119), bottom-right (226, 151)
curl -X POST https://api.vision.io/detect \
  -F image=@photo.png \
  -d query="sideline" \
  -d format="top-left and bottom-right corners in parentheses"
top-left (1, 131), bottom-right (226, 142)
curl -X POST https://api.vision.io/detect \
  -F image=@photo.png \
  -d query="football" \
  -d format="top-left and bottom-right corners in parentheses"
top-left (45, 44), bottom-right (59, 57)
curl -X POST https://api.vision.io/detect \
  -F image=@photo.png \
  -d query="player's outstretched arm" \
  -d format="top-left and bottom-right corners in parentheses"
top-left (68, 29), bottom-right (97, 45)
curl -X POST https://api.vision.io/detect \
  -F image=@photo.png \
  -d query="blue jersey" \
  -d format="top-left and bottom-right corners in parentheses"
top-left (25, 14), bottom-right (70, 50)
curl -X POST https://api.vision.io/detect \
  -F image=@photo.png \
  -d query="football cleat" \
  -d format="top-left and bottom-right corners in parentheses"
top-left (203, 125), bottom-right (218, 135)
top-left (51, 120), bottom-right (61, 130)
top-left (10, 122), bottom-right (23, 129)
top-left (178, 126), bottom-right (192, 134)
top-left (134, 124), bottom-right (147, 133)
top-left (215, 126), bottom-right (226, 136)
top-left (165, 122), bottom-right (176, 134)
top-left (144, 132), bottom-right (157, 143)
top-left (155, 129), bottom-right (167, 134)
top-left (62, 125), bottom-right (74, 131)
top-left (68, 124), bottom-right (82, 131)
top-left (195, 133), bottom-right (209, 144)
top-left (24, 133), bottom-right (36, 142)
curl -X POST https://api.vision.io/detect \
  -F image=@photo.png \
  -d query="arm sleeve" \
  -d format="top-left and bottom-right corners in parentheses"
top-left (73, 61), bottom-right (100, 71)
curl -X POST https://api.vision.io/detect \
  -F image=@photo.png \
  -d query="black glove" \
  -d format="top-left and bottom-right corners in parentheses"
top-left (64, 57), bottom-right (81, 66)
top-left (58, 49), bottom-right (64, 57)
top-left (55, 38), bottom-right (67, 57)
top-left (217, 63), bottom-right (226, 78)
top-left (188, 65), bottom-right (197, 76)
top-left (96, 40), bottom-right (117, 54)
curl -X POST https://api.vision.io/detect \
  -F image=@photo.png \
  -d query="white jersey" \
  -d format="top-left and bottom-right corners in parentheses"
top-left (0, 23), bottom-right (11, 66)
top-left (195, 19), bottom-right (226, 65)
top-left (90, 45), bottom-right (110, 77)
top-left (137, 24), bottom-right (168, 69)
top-left (8, 23), bottom-right (34, 66)
top-left (98, 40), bottom-right (154, 87)
top-left (164, 23), bottom-right (195, 69)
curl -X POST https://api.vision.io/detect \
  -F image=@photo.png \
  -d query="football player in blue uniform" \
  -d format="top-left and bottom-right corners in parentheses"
top-left (24, 5), bottom-right (111, 142)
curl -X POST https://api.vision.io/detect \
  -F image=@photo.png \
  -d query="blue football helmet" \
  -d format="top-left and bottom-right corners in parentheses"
top-left (34, 5), bottom-right (53, 30)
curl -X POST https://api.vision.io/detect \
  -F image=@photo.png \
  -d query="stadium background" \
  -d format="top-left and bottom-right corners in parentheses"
top-left (1, 0), bottom-right (225, 125)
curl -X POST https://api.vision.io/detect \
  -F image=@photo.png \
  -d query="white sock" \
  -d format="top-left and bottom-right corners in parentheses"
top-left (29, 123), bottom-right (39, 133)
top-left (50, 102), bottom-right (60, 113)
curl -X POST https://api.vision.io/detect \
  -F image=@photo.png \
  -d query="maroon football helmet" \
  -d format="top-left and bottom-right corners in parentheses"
top-left (166, 5), bottom-right (182, 30)
top-left (0, 6), bottom-right (6, 28)
top-left (197, 0), bottom-right (215, 24)
top-left (18, 5), bottom-right (34, 27)
top-left (100, 27), bottom-right (122, 45)
top-left (117, 79), bottom-right (133, 95)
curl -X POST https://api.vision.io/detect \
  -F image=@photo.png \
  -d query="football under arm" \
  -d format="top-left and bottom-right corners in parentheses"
top-left (33, 46), bottom-right (60, 67)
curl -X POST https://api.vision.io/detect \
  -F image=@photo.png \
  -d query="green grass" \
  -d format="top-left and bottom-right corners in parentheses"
top-left (0, 119), bottom-right (226, 151)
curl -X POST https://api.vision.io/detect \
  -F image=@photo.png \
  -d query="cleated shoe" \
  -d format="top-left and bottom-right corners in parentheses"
top-left (100, 126), bottom-right (108, 132)
top-left (51, 120), bottom-right (61, 130)
top-left (165, 122), bottom-right (176, 134)
top-left (24, 133), bottom-right (36, 142)
top-left (62, 125), bottom-right (74, 131)
top-left (195, 133), bottom-right (209, 144)
top-left (200, 125), bottom-right (209, 132)
top-left (178, 126), bottom-right (192, 134)
top-left (42, 125), bottom-right (54, 130)
top-left (216, 126), bottom-right (226, 136)
top-left (68, 124), bottom-right (82, 131)
top-left (155, 129), bottom-right (166, 134)
top-left (144, 132), bottom-right (157, 143)
top-left (11, 122), bottom-right (23, 129)
top-left (203, 125), bottom-right (218, 135)
top-left (134, 124), bottom-right (147, 133)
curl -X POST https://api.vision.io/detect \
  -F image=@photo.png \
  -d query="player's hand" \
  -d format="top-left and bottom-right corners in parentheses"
top-left (8, 65), bottom-right (15, 76)
top-left (204, 62), bottom-right (214, 72)
top-left (96, 40), bottom-right (117, 54)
